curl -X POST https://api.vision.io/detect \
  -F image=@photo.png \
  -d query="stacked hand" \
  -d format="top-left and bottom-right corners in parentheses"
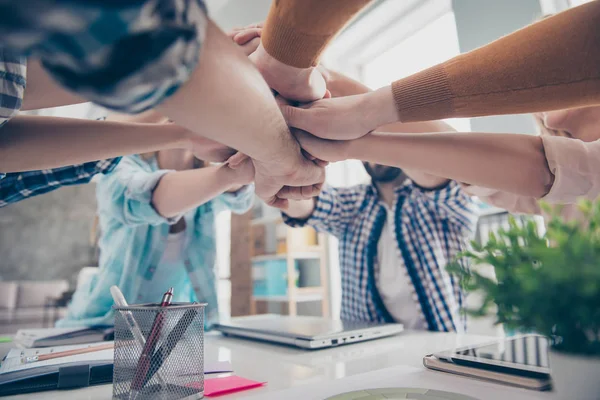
top-left (226, 23), bottom-right (327, 208)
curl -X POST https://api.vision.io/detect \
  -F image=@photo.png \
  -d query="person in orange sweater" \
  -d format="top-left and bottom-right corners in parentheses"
top-left (267, 69), bottom-right (600, 211)
top-left (250, 1), bottom-right (600, 206)
top-left (257, 0), bottom-right (600, 116)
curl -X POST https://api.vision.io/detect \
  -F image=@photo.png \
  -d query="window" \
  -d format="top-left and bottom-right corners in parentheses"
top-left (361, 12), bottom-right (470, 132)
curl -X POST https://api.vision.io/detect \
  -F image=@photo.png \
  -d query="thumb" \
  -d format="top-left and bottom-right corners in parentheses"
top-left (280, 105), bottom-right (308, 129)
top-left (226, 152), bottom-right (248, 169)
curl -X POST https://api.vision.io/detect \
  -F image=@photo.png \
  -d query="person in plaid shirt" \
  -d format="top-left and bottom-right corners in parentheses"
top-left (276, 71), bottom-right (478, 332)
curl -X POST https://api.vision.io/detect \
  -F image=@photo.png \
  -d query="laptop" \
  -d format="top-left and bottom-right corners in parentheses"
top-left (423, 334), bottom-right (552, 391)
top-left (213, 314), bottom-right (404, 349)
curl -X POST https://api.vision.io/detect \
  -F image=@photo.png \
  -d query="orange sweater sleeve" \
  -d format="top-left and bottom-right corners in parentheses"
top-left (261, 0), bottom-right (372, 68)
top-left (392, 1), bottom-right (600, 122)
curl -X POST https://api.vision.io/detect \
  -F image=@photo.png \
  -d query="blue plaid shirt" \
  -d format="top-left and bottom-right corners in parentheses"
top-left (0, 51), bottom-right (120, 207)
top-left (0, 0), bottom-right (207, 114)
top-left (284, 180), bottom-right (477, 332)
top-left (0, 160), bottom-right (121, 208)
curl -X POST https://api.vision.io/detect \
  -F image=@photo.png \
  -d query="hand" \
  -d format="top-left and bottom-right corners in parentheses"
top-left (280, 86), bottom-right (398, 140)
top-left (227, 23), bottom-right (263, 57)
top-left (224, 153), bottom-right (255, 186)
top-left (250, 42), bottom-right (326, 102)
top-left (292, 129), bottom-right (351, 163)
top-left (183, 130), bottom-right (236, 162)
top-left (229, 151), bottom-right (325, 209)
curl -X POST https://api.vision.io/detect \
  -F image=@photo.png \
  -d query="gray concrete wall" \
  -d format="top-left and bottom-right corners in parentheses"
top-left (452, 0), bottom-right (543, 134)
top-left (0, 183), bottom-right (98, 284)
top-left (0, 104), bottom-right (102, 285)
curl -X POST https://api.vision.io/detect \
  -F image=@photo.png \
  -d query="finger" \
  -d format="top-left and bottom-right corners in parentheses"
top-left (280, 105), bottom-right (308, 129)
top-left (240, 37), bottom-right (261, 57)
top-left (267, 196), bottom-right (289, 210)
top-left (301, 185), bottom-right (315, 199)
top-left (314, 159), bottom-right (329, 168)
top-left (280, 186), bottom-right (304, 200)
top-left (300, 149), bottom-right (328, 168)
top-left (226, 152), bottom-right (248, 168)
top-left (323, 89), bottom-right (332, 99)
top-left (233, 28), bottom-right (262, 45)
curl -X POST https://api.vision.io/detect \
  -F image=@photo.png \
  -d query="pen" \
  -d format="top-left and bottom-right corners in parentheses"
top-left (110, 286), bottom-right (167, 386)
top-left (129, 287), bottom-right (173, 400)
top-left (143, 307), bottom-right (199, 385)
top-left (110, 286), bottom-right (147, 347)
top-left (21, 343), bottom-right (114, 364)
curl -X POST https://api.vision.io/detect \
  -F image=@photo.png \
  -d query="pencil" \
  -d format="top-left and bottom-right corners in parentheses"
top-left (21, 342), bottom-right (114, 364)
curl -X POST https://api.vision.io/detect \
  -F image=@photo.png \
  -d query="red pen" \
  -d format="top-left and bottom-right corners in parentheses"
top-left (129, 288), bottom-right (173, 399)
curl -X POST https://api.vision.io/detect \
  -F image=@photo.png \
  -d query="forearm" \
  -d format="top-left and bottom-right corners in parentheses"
top-left (392, 2), bottom-right (600, 122)
top-left (283, 199), bottom-right (316, 220)
top-left (158, 20), bottom-right (299, 164)
top-left (324, 69), bottom-right (454, 133)
top-left (324, 69), bottom-right (450, 187)
top-left (262, 0), bottom-right (372, 68)
top-left (348, 132), bottom-right (553, 198)
top-left (21, 59), bottom-right (86, 110)
top-left (152, 165), bottom-right (239, 219)
top-left (0, 115), bottom-right (187, 172)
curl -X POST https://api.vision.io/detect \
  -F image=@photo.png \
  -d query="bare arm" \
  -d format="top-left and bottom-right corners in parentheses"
top-left (152, 160), bottom-right (253, 219)
top-left (157, 20), bottom-right (324, 207)
top-left (293, 130), bottom-right (553, 199)
top-left (21, 59), bottom-right (85, 110)
top-left (0, 115), bottom-right (188, 172)
top-left (284, 2), bottom-right (600, 139)
top-left (322, 69), bottom-right (451, 188)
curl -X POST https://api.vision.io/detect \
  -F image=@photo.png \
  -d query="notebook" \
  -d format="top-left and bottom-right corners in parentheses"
top-left (14, 326), bottom-right (114, 348)
top-left (0, 342), bottom-right (233, 396)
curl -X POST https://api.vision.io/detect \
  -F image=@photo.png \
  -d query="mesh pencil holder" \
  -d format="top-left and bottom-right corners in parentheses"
top-left (112, 302), bottom-right (206, 400)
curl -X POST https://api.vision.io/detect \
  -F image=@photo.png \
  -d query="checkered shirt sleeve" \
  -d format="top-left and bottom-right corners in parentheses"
top-left (0, 0), bottom-right (207, 114)
top-left (0, 158), bottom-right (120, 208)
top-left (283, 184), bottom-right (369, 238)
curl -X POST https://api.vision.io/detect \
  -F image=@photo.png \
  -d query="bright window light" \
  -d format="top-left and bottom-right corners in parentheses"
top-left (362, 12), bottom-right (470, 132)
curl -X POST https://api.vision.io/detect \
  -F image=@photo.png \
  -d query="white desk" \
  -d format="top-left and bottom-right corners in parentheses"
top-left (0, 331), bottom-right (557, 399)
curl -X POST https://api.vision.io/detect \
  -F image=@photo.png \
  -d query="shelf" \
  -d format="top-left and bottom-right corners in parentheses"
top-left (477, 205), bottom-right (508, 217)
top-left (251, 251), bottom-right (322, 263)
top-left (251, 216), bottom-right (283, 226)
top-left (251, 254), bottom-right (286, 262)
top-left (252, 293), bottom-right (324, 303)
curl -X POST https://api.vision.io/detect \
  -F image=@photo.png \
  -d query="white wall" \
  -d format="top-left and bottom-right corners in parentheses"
top-left (208, 0), bottom-right (271, 31)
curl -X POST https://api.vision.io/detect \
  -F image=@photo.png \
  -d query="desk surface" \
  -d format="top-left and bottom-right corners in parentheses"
top-left (0, 330), bottom-right (554, 399)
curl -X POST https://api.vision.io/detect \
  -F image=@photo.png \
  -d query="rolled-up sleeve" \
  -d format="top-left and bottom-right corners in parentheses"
top-left (95, 156), bottom-right (176, 226)
top-left (463, 185), bottom-right (542, 215)
top-left (283, 184), bottom-right (368, 238)
top-left (0, 49), bottom-right (26, 128)
top-left (541, 136), bottom-right (600, 204)
top-left (213, 184), bottom-right (255, 214)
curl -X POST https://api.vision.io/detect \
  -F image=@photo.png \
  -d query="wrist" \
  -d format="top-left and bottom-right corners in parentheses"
top-left (345, 136), bottom-right (369, 160)
top-left (253, 123), bottom-right (302, 170)
top-left (216, 164), bottom-right (240, 186)
top-left (363, 86), bottom-right (400, 130)
top-left (173, 124), bottom-right (194, 150)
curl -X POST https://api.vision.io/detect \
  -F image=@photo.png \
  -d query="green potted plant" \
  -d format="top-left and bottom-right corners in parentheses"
top-left (447, 200), bottom-right (600, 398)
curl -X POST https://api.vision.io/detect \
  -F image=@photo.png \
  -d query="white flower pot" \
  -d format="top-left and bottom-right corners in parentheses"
top-left (549, 348), bottom-right (600, 399)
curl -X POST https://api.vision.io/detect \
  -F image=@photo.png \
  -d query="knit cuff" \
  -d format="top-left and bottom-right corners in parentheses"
top-left (261, 14), bottom-right (328, 68)
top-left (391, 64), bottom-right (455, 122)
